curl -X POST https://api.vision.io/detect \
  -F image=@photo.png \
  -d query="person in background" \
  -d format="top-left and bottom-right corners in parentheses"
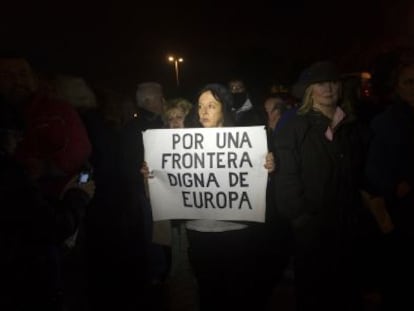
top-left (162, 97), bottom-right (193, 129)
top-left (228, 77), bottom-right (262, 126)
top-left (53, 74), bottom-right (97, 113)
top-left (123, 81), bottom-right (170, 309)
top-left (124, 81), bottom-right (166, 186)
top-left (130, 82), bottom-right (165, 184)
top-left (263, 92), bottom-right (297, 146)
top-left (0, 53), bottom-right (93, 310)
top-left (262, 91), bottom-right (297, 297)
top-left (341, 73), bottom-right (384, 127)
top-left (142, 97), bottom-right (198, 311)
top-left (0, 99), bottom-right (95, 311)
top-left (136, 82), bottom-right (165, 129)
top-left (79, 86), bottom-right (148, 311)
top-left (363, 51), bottom-right (414, 311)
top-left (0, 54), bottom-right (91, 194)
top-left (144, 97), bottom-right (193, 275)
top-left (274, 61), bottom-right (373, 311)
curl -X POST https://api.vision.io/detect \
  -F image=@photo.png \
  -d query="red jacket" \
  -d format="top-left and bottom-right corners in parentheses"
top-left (15, 92), bottom-right (91, 187)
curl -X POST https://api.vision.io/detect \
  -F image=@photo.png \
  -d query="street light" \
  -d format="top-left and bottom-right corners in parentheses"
top-left (168, 55), bottom-right (184, 87)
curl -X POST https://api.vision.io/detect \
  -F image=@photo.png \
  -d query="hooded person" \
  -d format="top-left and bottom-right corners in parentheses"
top-left (228, 78), bottom-right (262, 126)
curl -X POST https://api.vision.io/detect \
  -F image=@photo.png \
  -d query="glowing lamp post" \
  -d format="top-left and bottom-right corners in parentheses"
top-left (168, 56), bottom-right (184, 87)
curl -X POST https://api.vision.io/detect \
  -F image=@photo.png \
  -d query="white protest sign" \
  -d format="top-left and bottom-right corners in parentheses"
top-left (142, 126), bottom-right (268, 222)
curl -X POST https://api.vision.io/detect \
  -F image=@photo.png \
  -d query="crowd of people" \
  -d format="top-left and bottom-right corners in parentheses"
top-left (1, 47), bottom-right (413, 311)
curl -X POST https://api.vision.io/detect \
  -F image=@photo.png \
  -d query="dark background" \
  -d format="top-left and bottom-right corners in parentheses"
top-left (3, 0), bottom-right (414, 98)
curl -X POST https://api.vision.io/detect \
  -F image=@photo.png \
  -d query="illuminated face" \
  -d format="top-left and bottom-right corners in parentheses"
top-left (198, 90), bottom-right (224, 128)
top-left (0, 58), bottom-right (37, 104)
top-left (166, 107), bottom-right (186, 128)
top-left (396, 64), bottom-right (414, 107)
top-left (311, 81), bottom-right (340, 108)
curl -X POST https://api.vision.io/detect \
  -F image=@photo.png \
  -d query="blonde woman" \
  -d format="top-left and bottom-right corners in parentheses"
top-left (162, 97), bottom-right (192, 128)
top-left (274, 61), bottom-right (370, 311)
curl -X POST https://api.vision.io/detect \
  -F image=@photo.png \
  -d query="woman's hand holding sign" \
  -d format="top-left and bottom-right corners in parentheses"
top-left (140, 161), bottom-right (153, 180)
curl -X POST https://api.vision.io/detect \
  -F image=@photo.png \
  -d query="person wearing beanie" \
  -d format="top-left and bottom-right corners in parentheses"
top-left (272, 61), bottom-right (373, 310)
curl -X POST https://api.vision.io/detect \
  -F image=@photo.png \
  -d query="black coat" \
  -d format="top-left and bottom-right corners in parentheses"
top-left (365, 98), bottom-right (414, 235)
top-left (272, 110), bottom-right (368, 234)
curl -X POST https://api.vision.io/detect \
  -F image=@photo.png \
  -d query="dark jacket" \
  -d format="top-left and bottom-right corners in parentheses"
top-left (365, 98), bottom-right (414, 198)
top-left (365, 98), bottom-right (414, 234)
top-left (273, 110), bottom-right (367, 233)
top-left (1, 152), bottom-right (90, 245)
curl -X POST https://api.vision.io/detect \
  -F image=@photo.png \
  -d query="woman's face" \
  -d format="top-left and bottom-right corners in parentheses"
top-left (396, 65), bottom-right (414, 107)
top-left (166, 107), bottom-right (186, 128)
top-left (198, 90), bottom-right (224, 128)
top-left (311, 81), bottom-right (340, 108)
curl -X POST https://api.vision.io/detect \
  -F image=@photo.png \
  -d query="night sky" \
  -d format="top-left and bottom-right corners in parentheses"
top-left (3, 0), bottom-right (413, 97)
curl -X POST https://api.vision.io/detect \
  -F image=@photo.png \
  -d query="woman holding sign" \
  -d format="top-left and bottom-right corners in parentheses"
top-left (141, 84), bottom-right (274, 311)
top-left (184, 83), bottom-right (275, 311)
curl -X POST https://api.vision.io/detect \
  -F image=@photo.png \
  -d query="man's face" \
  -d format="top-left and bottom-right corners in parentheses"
top-left (0, 58), bottom-right (37, 104)
top-left (143, 94), bottom-right (165, 115)
top-left (228, 80), bottom-right (246, 94)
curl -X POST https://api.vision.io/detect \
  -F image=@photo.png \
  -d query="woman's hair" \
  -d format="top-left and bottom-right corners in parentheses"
top-left (297, 82), bottom-right (343, 115)
top-left (162, 97), bottom-right (193, 125)
top-left (195, 83), bottom-right (235, 127)
top-left (297, 86), bottom-right (314, 115)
